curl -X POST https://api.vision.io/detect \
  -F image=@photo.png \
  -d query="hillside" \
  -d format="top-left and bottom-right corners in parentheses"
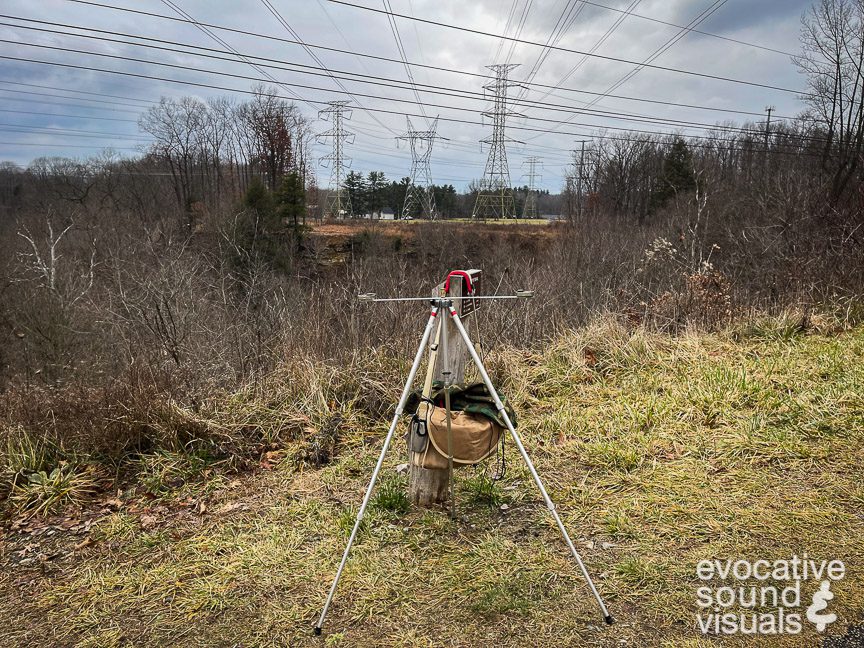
top-left (2, 316), bottom-right (863, 647)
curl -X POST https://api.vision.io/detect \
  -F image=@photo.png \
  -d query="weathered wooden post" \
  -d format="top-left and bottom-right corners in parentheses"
top-left (408, 269), bottom-right (479, 506)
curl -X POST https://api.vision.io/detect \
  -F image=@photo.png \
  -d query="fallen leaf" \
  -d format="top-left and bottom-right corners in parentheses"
top-left (10, 518), bottom-right (30, 532)
top-left (140, 515), bottom-right (158, 530)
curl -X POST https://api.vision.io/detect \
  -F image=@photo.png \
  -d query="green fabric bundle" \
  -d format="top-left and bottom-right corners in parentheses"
top-left (404, 381), bottom-right (517, 429)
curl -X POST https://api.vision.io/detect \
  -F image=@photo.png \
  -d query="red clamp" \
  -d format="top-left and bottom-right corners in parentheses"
top-left (444, 270), bottom-right (474, 297)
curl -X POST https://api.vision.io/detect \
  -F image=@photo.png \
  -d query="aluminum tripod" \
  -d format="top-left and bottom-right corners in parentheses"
top-left (314, 298), bottom-right (613, 635)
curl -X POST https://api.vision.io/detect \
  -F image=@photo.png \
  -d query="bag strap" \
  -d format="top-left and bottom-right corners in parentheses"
top-left (418, 316), bottom-right (443, 420)
top-left (413, 317), bottom-right (443, 467)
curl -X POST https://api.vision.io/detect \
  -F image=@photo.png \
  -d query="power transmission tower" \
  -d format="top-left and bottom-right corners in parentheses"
top-left (473, 64), bottom-right (523, 220)
top-left (397, 116), bottom-right (446, 219)
top-left (521, 156), bottom-right (542, 219)
top-left (317, 101), bottom-right (355, 218)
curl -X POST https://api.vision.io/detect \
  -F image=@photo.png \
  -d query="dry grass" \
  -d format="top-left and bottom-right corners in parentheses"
top-left (1, 318), bottom-right (863, 646)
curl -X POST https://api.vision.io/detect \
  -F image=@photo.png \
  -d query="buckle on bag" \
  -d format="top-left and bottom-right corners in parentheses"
top-left (408, 414), bottom-right (429, 453)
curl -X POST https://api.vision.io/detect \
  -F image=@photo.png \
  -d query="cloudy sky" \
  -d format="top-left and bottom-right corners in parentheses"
top-left (0, 0), bottom-right (814, 191)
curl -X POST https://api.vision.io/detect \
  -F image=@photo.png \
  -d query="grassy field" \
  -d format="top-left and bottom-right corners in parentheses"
top-left (2, 315), bottom-right (864, 647)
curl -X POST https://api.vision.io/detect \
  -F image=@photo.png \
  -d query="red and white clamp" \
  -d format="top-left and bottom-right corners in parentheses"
top-left (443, 270), bottom-right (475, 298)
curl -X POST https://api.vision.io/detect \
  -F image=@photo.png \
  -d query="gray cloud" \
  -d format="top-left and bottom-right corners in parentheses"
top-left (698, 0), bottom-right (812, 32)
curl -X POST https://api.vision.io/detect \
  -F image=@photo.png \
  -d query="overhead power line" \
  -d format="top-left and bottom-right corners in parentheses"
top-left (0, 106), bottom-right (136, 123)
top-left (0, 37), bottom-right (810, 145)
top-left (576, 0), bottom-right (796, 57)
top-left (158, 0), bottom-right (309, 109)
top-left (382, 0), bottom-right (429, 125)
top-left (502, 0), bottom-right (534, 67)
top-left (0, 123), bottom-right (142, 137)
top-left (0, 53), bottom-right (827, 158)
top-left (0, 126), bottom-right (145, 141)
top-left (515, 0), bottom-right (586, 104)
top-left (0, 78), bottom-right (152, 105)
top-left (527, 0), bottom-right (729, 140)
top-left (586, 0), bottom-right (730, 108)
top-left (525, 0), bottom-right (642, 109)
top-left (257, 0), bottom-right (399, 135)
top-left (0, 90), bottom-right (142, 113)
top-left (328, 0), bottom-right (808, 95)
top-left (0, 142), bottom-right (138, 150)
top-left (52, 1), bottom-right (804, 118)
top-left (0, 22), bottom-right (806, 140)
top-left (491, 0), bottom-right (521, 65)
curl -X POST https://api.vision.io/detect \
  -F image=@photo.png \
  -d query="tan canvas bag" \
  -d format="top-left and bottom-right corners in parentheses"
top-left (411, 406), bottom-right (503, 470)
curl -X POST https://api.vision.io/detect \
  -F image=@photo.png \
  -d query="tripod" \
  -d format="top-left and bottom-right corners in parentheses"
top-left (314, 297), bottom-right (613, 635)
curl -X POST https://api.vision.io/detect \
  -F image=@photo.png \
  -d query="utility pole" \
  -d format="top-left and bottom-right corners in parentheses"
top-left (317, 100), bottom-right (355, 218)
top-left (521, 156), bottom-right (542, 219)
top-left (763, 105), bottom-right (774, 184)
top-left (397, 116), bottom-right (446, 219)
top-left (576, 140), bottom-right (587, 221)
top-left (473, 64), bottom-right (523, 220)
top-left (567, 140), bottom-right (589, 222)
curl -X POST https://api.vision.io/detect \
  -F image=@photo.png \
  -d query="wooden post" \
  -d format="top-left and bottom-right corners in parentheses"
top-left (408, 270), bottom-right (479, 507)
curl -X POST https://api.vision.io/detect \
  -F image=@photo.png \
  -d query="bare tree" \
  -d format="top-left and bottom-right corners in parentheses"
top-left (795, 0), bottom-right (864, 203)
top-left (139, 96), bottom-right (208, 225)
top-left (17, 214), bottom-right (95, 308)
top-left (245, 86), bottom-right (299, 191)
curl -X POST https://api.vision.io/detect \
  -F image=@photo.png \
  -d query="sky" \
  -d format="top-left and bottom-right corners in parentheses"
top-left (0, 0), bottom-right (815, 192)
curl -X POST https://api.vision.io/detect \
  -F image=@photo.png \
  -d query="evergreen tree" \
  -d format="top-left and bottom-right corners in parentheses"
top-left (237, 176), bottom-right (296, 273)
top-left (243, 176), bottom-right (275, 229)
top-left (343, 171), bottom-right (367, 217)
top-left (386, 177), bottom-right (411, 217)
top-left (650, 138), bottom-right (696, 213)
top-left (366, 171), bottom-right (387, 219)
top-left (433, 184), bottom-right (458, 218)
top-left (275, 171), bottom-right (306, 226)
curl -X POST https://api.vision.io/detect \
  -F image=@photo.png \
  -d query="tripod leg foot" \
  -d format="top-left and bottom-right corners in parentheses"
top-left (313, 626), bottom-right (322, 636)
top-left (604, 615), bottom-right (615, 625)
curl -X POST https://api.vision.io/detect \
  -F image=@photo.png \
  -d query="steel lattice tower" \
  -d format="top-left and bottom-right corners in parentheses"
top-left (317, 101), bottom-right (355, 218)
top-left (521, 156), bottom-right (542, 219)
top-left (473, 64), bottom-right (523, 219)
top-left (397, 116), bottom-right (446, 219)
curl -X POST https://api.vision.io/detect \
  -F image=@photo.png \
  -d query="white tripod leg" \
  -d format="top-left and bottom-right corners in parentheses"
top-left (447, 307), bottom-right (614, 624)
top-left (315, 306), bottom-right (440, 635)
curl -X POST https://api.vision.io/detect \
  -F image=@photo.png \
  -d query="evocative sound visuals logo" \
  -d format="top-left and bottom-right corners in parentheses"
top-left (806, 580), bottom-right (837, 632)
top-left (695, 555), bottom-right (844, 636)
